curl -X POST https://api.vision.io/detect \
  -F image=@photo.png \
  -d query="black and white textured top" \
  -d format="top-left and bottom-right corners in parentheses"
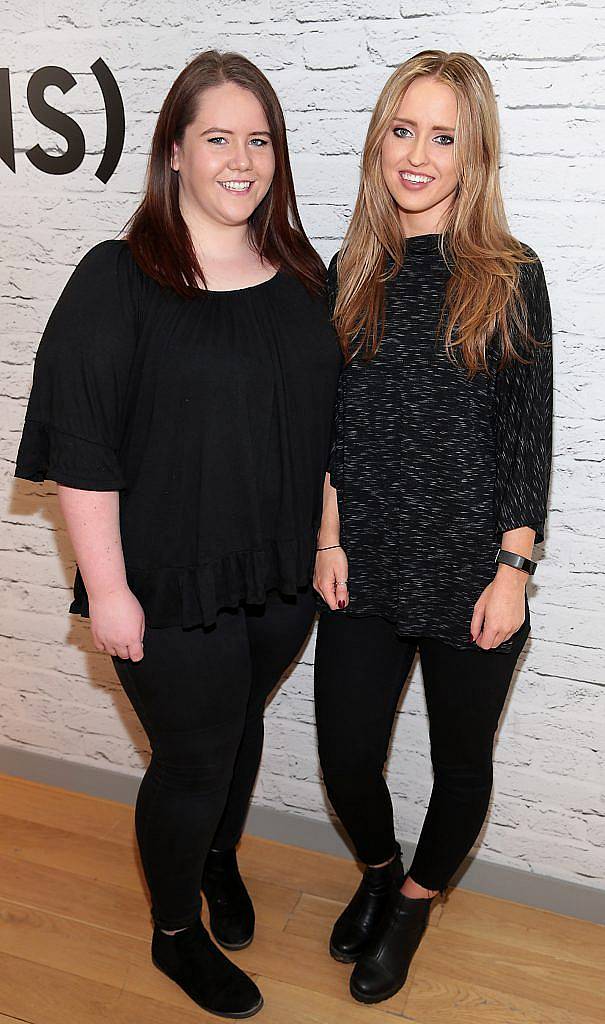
top-left (327, 233), bottom-right (553, 652)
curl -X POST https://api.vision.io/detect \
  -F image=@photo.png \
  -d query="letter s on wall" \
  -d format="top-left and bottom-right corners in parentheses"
top-left (26, 66), bottom-right (86, 174)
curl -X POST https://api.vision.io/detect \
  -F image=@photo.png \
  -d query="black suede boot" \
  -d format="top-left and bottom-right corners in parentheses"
top-left (329, 843), bottom-right (406, 963)
top-left (152, 916), bottom-right (263, 1019)
top-left (349, 889), bottom-right (433, 1003)
top-left (202, 847), bottom-right (255, 950)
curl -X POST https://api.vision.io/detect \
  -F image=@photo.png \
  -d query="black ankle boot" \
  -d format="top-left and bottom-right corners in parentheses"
top-left (329, 843), bottom-right (406, 963)
top-left (349, 889), bottom-right (433, 1003)
top-left (202, 847), bottom-right (255, 950)
top-left (152, 916), bottom-right (263, 1019)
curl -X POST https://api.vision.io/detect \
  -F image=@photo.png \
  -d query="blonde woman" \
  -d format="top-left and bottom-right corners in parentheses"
top-left (313, 51), bottom-right (552, 1004)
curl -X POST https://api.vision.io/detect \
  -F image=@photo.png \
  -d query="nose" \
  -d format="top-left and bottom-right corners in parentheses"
top-left (408, 134), bottom-right (429, 167)
top-left (228, 140), bottom-right (253, 172)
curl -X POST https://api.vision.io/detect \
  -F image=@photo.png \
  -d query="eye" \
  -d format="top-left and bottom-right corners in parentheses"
top-left (434, 134), bottom-right (454, 146)
top-left (207, 136), bottom-right (227, 145)
top-left (393, 126), bottom-right (413, 139)
top-left (250, 137), bottom-right (270, 147)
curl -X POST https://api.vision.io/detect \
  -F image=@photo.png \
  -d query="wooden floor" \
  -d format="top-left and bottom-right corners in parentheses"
top-left (0, 774), bottom-right (603, 1024)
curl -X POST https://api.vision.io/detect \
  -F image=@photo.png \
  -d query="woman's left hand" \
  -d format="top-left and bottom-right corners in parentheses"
top-left (470, 569), bottom-right (527, 649)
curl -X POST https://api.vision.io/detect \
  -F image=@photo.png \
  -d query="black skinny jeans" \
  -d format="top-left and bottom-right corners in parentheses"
top-left (314, 608), bottom-right (530, 892)
top-left (111, 588), bottom-right (316, 930)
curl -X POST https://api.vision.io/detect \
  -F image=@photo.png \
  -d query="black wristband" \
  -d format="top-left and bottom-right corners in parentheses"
top-left (495, 548), bottom-right (537, 576)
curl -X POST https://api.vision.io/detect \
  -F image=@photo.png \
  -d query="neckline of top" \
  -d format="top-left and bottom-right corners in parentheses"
top-left (403, 232), bottom-right (443, 252)
top-left (196, 269), bottom-right (282, 296)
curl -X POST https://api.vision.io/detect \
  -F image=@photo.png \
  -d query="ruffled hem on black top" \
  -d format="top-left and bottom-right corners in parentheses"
top-left (69, 531), bottom-right (317, 629)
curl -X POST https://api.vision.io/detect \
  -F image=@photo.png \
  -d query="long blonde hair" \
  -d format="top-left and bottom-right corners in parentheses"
top-left (334, 50), bottom-right (537, 373)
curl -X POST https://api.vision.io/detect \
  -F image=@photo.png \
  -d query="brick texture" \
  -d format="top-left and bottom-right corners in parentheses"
top-left (1, 0), bottom-right (603, 889)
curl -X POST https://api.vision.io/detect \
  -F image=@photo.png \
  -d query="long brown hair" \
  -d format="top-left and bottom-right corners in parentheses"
top-left (334, 50), bottom-right (538, 373)
top-left (126, 50), bottom-right (325, 297)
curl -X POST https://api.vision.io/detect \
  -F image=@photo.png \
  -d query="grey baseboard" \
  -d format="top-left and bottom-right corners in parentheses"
top-left (0, 743), bottom-right (603, 925)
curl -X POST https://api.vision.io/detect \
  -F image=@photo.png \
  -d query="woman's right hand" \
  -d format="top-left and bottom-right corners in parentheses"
top-left (313, 546), bottom-right (349, 611)
top-left (89, 586), bottom-right (146, 661)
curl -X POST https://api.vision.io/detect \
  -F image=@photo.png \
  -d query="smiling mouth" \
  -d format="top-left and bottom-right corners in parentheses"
top-left (218, 180), bottom-right (254, 192)
top-left (399, 171), bottom-right (435, 184)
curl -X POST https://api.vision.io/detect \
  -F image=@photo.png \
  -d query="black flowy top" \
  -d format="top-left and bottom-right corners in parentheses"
top-left (328, 234), bottom-right (553, 652)
top-left (14, 240), bottom-right (341, 628)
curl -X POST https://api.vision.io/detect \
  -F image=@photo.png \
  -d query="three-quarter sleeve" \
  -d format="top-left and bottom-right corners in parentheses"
top-left (493, 252), bottom-right (553, 544)
top-left (14, 241), bottom-right (139, 491)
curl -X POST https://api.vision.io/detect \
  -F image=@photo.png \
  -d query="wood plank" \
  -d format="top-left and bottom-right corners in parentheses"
top-left (0, 813), bottom-right (142, 892)
top-left (255, 974), bottom-right (409, 1022)
top-left (404, 965), bottom-right (602, 1024)
top-left (0, 773), bottom-right (133, 846)
top-left (0, 951), bottom-right (213, 1024)
top-left (238, 834), bottom-right (362, 902)
top-left (0, 852), bottom-right (150, 938)
top-left (0, 899), bottom-right (150, 998)
top-left (438, 886), bottom-right (605, 968)
top-left (0, 852), bottom-right (298, 938)
top-left (407, 924), bottom-right (605, 1020)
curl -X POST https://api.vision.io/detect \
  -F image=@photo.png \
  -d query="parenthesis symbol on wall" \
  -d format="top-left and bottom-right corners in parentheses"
top-left (91, 58), bottom-right (125, 184)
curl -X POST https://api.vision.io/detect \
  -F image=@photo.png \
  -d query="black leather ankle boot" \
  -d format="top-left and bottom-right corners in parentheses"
top-left (349, 889), bottom-right (433, 1003)
top-left (152, 916), bottom-right (263, 1018)
top-left (202, 847), bottom-right (255, 950)
top-left (329, 843), bottom-right (406, 963)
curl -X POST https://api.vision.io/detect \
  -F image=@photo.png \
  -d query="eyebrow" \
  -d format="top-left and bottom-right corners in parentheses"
top-left (201, 127), bottom-right (272, 137)
top-left (392, 118), bottom-right (455, 132)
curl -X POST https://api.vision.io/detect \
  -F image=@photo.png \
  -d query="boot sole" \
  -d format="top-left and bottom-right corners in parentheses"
top-left (349, 972), bottom-right (409, 1005)
top-left (152, 956), bottom-right (264, 1019)
top-left (213, 932), bottom-right (254, 951)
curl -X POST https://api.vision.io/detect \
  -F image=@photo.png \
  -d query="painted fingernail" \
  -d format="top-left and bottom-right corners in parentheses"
top-left (338, 600), bottom-right (345, 609)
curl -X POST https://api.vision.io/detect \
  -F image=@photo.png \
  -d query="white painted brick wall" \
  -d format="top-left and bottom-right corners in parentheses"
top-left (1, 0), bottom-right (604, 889)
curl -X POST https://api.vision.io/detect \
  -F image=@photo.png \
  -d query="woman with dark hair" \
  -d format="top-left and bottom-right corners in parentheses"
top-left (15, 50), bottom-right (340, 1019)
top-left (313, 51), bottom-right (552, 1004)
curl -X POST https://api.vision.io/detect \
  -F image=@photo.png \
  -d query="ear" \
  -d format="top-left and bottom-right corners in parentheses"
top-left (171, 142), bottom-right (180, 172)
